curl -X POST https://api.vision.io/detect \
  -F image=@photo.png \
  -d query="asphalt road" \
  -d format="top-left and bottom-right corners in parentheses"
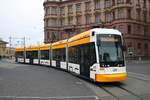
top-left (0, 61), bottom-right (98, 100)
top-left (127, 61), bottom-right (150, 75)
top-left (0, 60), bottom-right (150, 100)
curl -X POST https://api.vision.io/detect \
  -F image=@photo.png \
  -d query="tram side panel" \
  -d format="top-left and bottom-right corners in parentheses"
top-left (40, 50), bottom-right (50, 66)
top-left (52, 48), bottom-right (67, 70)
top-left (26, 51), bottom-right (38, 64)
top-left (60, 48), bottom-right (67, 70)
top-left (15, 51), bottom-right (24, 63)
top-left (68, 42), bottom-right (97, 79)
top-left (52, 49), bottom-right (59, 68)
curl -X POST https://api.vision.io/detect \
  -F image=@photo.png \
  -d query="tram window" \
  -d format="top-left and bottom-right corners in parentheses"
top-left (16, 52), bottom-right (24, 58)
top-left (80, 43), bottom-right (96, 66)
top-left (69, 43), bottom-right (96, 65)
top-left (53, 49), bottom-right (59, 60)
top-left (69, 46), bottom-right (80, 64)
top-left (90, 43), bottom-right (96, 65)
top-left (32, 51), bottom-right (38, 59)
top-left (53, 49), bottom-right (58, 60)
top-left (41, 50), bottom-right (49, 59)
top-left (26, 51), bottom-right (38, 59)
top-left (60, 49), bottom-right (66, 61)
top-left (26, 51), bottom-right (31, 59)
top-left (53, 48), bottom-right (66, 61)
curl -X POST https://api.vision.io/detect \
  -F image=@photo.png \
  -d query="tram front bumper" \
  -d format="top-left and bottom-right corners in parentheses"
top-left (95, 73), bottom-right (127, 82)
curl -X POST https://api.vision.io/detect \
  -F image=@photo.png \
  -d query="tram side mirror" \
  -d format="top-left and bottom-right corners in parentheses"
top-left (122, 45), bottom-right (127, 51)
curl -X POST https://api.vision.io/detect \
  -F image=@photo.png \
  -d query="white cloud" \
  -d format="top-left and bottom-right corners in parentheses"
top-left (0, 0), bottom-right (44, 46)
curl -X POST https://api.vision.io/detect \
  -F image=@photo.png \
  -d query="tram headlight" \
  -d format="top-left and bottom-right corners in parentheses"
top-left (100, 64), bottom-right (110, 68)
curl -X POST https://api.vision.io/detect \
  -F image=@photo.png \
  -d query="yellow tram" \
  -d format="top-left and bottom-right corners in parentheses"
top-left (16, 28), bottom-right (127, 82)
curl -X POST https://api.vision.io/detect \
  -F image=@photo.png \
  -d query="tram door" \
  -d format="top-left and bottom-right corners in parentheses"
top-left (80, 44), bottom-right (90, 78)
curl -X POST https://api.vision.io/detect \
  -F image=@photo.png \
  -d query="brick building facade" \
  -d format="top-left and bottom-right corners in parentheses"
top-left (43, 0), bottom-right (150, 58)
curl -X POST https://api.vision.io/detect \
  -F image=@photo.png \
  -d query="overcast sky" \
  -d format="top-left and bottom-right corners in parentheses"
top-left (0, 0), bottom-right (44, 47)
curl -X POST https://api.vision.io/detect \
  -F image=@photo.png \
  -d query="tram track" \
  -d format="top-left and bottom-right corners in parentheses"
top-left (118, 85), bottom-right (145, 100)
top-left (96, 82), bottom-right (144, 100)
top-left (98, 84), bottom-right (120, 100)
top-left (78, 76), bottom-right (147, 100)
top-left (128, 72), bottom-right (150, 83)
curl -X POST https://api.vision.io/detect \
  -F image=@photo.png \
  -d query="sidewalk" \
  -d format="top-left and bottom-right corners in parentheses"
top-left (0, 58), bottom-right (16, 63)
top-left (126, 59), bottom-right (150, 64)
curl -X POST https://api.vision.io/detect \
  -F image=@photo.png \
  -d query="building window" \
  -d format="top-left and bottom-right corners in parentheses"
top-left (68, 5), bottom-right (73, 14)
top-left (136, 0), bottom-right (140, 6)
top-left (51, 32), bottom-right (56, 42)
top-left (68, 16), bottom-right (73, 25)
top-left (137, 43), bottom-right (141, 49)
top-left (136, 9), bottom-right (141, 20)
top-left (44, 9), bottom-right (46, 15)
top-left (105, 12), bottom-right (111, 22)
top-left (143, 11), bottom-right (147, 22)
top-left (117, 0), bottom-right (124, 4)
top-left (60, 6), bottom-right (65, 15)
top-left (85, 14), bottom-right (91, 24)
top-left (127, 25), bottom-right (131, 34)
top-left (136, 25), bottom-right (141, 34)
top-left (113, 26), bottom-right (116, 29)
top-left (112, 11), bottom-right (115, 20)
top-left (112, 0), bottom-right (115, 6)
top-left (144, 27), bottom-right (147, 36)
top-left (143, 0), bottom-right (146, 7)
top-left (118, 25), bottom-right (125, 34)
top-left (117, 8), bottom-right (124, 19)
top-left (60, 18), bottom-right (64, 27)
top-left (51, 19), bottom-right (57, 27)
top-left (46, 7), bottom-right (51, 15)
top-left (127, 42), bottom-right (132, 48)
top-left (95, 14), bottom-right (100, 23)
top-left (48, 19), bottom-right (51, 26)
top-left (76, 3), bottom-right (81, 12)
top-left (85, 1), bottom-right (91, 11)
top-left (126, 0), bottom-right (131, 4)
top-left (76, 29), bottom-right (81, 34)
top-left (76, 16), bottom-right (81, 25)
top-left (144, 43), bottom-right (148, 49)
top-left (127, 9), bottom-right (131, 19)
top-left (45, 19), bottom-right (48, 27)
top-left (95, 0), bottom-right (100, 9)
top-left (51, 6), bottom-right (57, 15)
top-left (44, 32), bottom-right (47, 42)
top-left (46, 32), bottom-right (49, 42)
top-left (105, 0), bottom-right (111, 8)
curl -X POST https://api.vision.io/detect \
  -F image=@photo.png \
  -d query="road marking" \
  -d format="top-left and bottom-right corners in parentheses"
top-left (0, 95), bottom-right (99, 99)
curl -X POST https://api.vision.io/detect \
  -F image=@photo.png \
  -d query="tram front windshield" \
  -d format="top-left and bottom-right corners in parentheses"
top-left (97, 34), bottom-right (125, 67)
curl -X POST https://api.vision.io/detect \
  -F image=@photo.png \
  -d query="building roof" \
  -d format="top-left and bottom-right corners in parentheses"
top-left (0, 39), bottom-right (8, 44)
